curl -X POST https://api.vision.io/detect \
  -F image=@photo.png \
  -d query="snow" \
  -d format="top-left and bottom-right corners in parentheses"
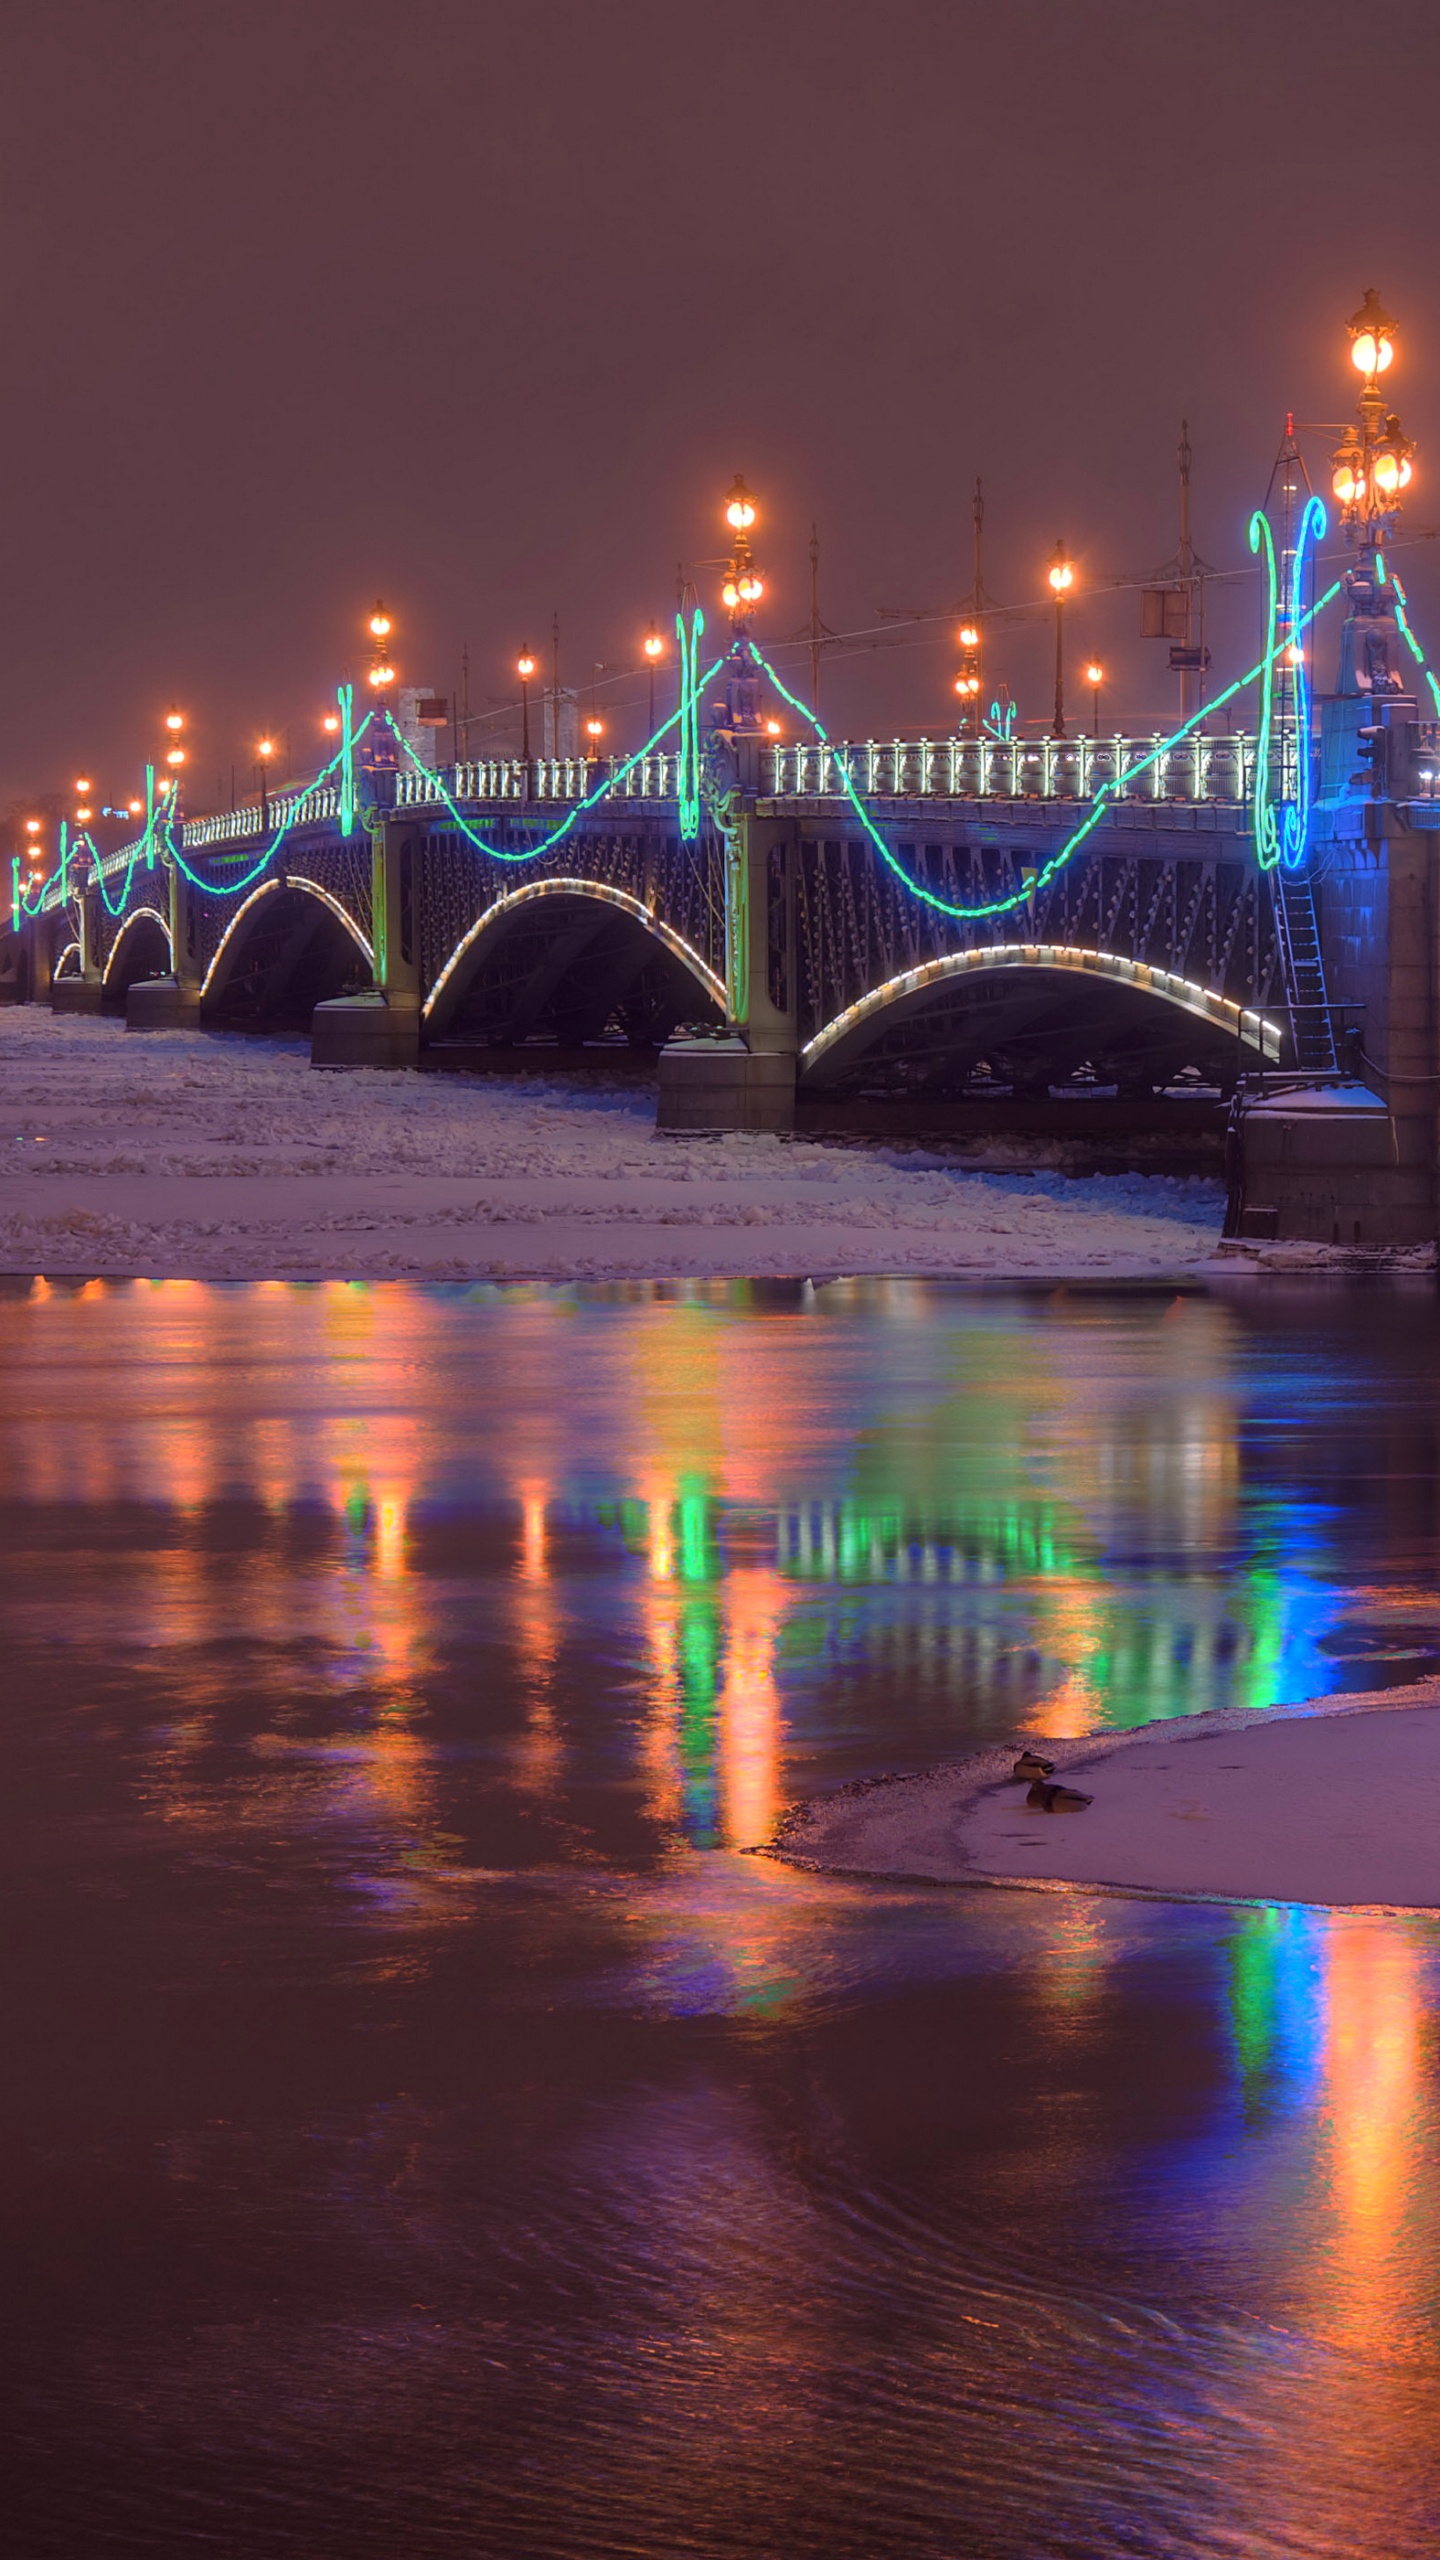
top-left (0, 1009), bottom-right (1227, 1282)
top-left (768, 1682), bottom-right (1440, 1911)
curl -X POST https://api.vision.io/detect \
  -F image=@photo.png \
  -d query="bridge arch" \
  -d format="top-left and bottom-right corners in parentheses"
top-left (102, 906), bottom-right (171, 1009)
top-left (802, 944), bottom-right (1282, 1097)
top-left (201, 877), bottom-right (373, 1029)
top-left (425, 877), bottom-right (724, 1047)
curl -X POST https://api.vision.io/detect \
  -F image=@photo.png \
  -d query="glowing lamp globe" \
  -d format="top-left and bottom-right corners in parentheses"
top-left (722, 579), bottom-right (740, 609)
top-left (1085, 662), bottom-right (1104, 687)
top-left (369, 604), bottom-right (393, 641)
top-left (258, 736), bottom-right (275, 760)
top-left (517, 652), bottom-right (537, 680)
top-left (643, 632), bottom-right (664, 661)
top-left (1373, 451), bottom-right (1401, 498)
top-left (1048, 558), bottom-right (1074, 595)
top-left (166, 746), bottom-right (186, 767)
top-left (958, 624), bottom-right (980, 650)
top-left (1348, 289), bottom-right (1397, 379)
top-left (724, 475), bottom-right (757, 531)
top-left (322, 714), bottom-right (340, 735)
top-left (164, 709), bottom-right (184, 733)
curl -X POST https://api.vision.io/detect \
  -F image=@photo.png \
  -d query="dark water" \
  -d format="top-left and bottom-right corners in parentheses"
top-left (4, 1273), bottom-right (1440, 2558)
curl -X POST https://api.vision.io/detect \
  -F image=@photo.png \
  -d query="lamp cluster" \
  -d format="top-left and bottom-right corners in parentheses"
top-left (954, 622), bottom-right (982, 728)
top-left (1332, 290), bottom-right (1416, 536)
top-left (721, 477), bottom-right (763, 617)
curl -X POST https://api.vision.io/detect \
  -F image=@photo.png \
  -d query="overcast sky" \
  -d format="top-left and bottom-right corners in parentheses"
top-left (6, 0), bottom-right (1440, 804)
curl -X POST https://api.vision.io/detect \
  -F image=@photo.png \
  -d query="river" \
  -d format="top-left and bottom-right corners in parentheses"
top-left (3, 1273), bottom-right (1439, 2556)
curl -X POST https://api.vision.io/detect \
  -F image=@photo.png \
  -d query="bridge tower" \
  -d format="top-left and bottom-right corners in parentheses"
top-left (1228, 291), bottom-right (1435, 1247)
top-left (659, 477), bottom-right (800, 1132)
top-left (312, 604), bottom-right (420, 1069)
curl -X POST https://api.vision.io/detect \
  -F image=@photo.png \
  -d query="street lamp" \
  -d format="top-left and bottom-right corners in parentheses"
top-left (643, 624), bottom-right (664, 737)
top-left (1085, 661), bottom-right (1105, 738)
top-left (257, 735), bottom-right (276, 831)
top-left (955, 622), bottom-right (982, 736)
top-left (585, 715), bottom-right (605, 762)
top-left (516, 648), bottom-right (537, 761)
top-left (1047, 542), bottom-right (1074, 737)
top-left (1330, 291), bottom-right (1417, 709)
top-left (1332, 293), bottom-right (1414, 539)
top-left (367, 601), bottom-right (396, 692)
top-left (719, 474), bottom-right (764, 730)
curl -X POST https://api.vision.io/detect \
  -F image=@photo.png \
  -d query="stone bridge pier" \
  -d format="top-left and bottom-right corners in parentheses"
top-left (1229, 694), bottom-right (1440, 1249)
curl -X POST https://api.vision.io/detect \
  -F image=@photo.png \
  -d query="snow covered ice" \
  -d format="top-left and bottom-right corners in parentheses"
top-left (0, 1010), bottom-right (1226, 1282)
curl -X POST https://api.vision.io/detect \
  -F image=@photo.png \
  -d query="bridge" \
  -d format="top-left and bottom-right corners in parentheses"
top-left (7, 298), bottom-right (1440, 1242)
top-left (4, 716), bottom-right (1292, 1128)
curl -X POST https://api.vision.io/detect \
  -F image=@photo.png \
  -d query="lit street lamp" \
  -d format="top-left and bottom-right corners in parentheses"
top-left (257, 735), bottom-right (276, 832)
top-left (367, 602), bottom-right (396, 692)
top-left (1047, 542), bottom-right (1074, 737)
top-left (719, 474), bottom-right (764, 731)
top-left (1085, 660), bottom-right (1105, 738)
top-left (585, 715), bottom-right (605, 762)
top-left (643, 623), bottom-right (664, 737)
top-left (516, 648), bottom-right (537, 761)
top-left (956, 622), bottom-right (982, 736)
top-left (1330, 290), bottom-right (1417, 709)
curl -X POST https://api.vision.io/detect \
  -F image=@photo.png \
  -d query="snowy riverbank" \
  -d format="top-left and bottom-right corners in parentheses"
top-left (0, 1011), bottom-right (1231, 1283)
top-left (767, 1683), bottom-right (1440, 1910)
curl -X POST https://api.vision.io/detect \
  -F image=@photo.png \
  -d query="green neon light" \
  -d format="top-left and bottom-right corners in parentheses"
top-left (1249, 496), bottom-right (1324, 872)
top-left (338, 683), bottom-right (357, 836)
top-left (389, 653), bottom-right (721, 865)
top-left (676, 605), bottom-right (705, 841)
top-left (754, 589), bottom-right (1342, 922)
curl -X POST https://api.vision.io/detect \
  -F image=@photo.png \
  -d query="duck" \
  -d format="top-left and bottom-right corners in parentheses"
top-left (1012, 1749), bottom-right (1056, 1782)
top-left (1026, 1779), bottom-right (1093, 1812)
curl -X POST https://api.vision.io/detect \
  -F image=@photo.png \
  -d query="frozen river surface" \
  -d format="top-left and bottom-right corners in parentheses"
top-left (4, 1273), bottom-right (1440, 2557)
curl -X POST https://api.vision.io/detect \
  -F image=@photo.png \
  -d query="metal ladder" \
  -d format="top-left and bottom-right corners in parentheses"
top-left (1272, 870), bottom-right (1338, 1073)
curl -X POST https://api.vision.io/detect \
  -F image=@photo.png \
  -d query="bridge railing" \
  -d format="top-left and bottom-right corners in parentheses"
top-left (765, 733), bottom-right (1258, 805)
top-left (183, 784), bottom-right (342, 848)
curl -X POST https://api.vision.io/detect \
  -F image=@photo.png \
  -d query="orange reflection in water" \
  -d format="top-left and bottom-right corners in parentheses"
top-left (716, 1566), bottom-right (783, 1851)
top-left (511, 1479), bottom-right (563, 1795)
top-left (1311, 1920), bottom-right (1430, 2359)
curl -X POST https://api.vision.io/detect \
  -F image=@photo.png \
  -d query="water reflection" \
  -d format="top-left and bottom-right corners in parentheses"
top-left (8, 1277), bottom-right (1440, 2555)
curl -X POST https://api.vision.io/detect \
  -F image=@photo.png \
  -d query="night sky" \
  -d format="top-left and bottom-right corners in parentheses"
top-left (8, 0), bottom-right (1440, 809)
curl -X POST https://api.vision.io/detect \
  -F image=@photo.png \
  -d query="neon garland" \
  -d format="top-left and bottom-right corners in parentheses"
top-left (389, 652), bottom-right (722, 864)
top-left (676, 605), bottom-right (705, 841)
top-left (753, 590), bottom-right (1343, 924)
top-left (1250, 494), bottom-right (1325, 871)
top-left (1389, 573), bottom-right (1440, 718)
top-left (338, 683), bottom-right (357, 837)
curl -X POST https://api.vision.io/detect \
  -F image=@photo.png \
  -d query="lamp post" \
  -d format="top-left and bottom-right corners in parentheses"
top-left (257, 735), bottom-right (275, 832)
top-left (720, 474), bottom-right (764, 731)
top-left (1047, 542), bottom-right (1074, 737)
top-left (516, 648), bottom-right (536, 762)
top-left (585, 715), bottom-right (605, 764)
top-left (957, 622), bottom-right (982, 737)
top-left (367, 602), bottom-right (396, 698)
top-left (643, 623), bottom-right (663, 738)
top-left (1085, 661), bottom-right (1104, 739)
top-left (1331, 291), bottom-right (1415, 704)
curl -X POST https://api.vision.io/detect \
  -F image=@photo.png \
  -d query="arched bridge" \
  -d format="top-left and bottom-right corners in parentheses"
top-left (8, 722), bottom-right (1291, 1128)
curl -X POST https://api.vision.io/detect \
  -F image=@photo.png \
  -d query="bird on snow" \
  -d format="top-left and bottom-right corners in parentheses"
top-left (1012, 1749), bottom-right (1056, 1782)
